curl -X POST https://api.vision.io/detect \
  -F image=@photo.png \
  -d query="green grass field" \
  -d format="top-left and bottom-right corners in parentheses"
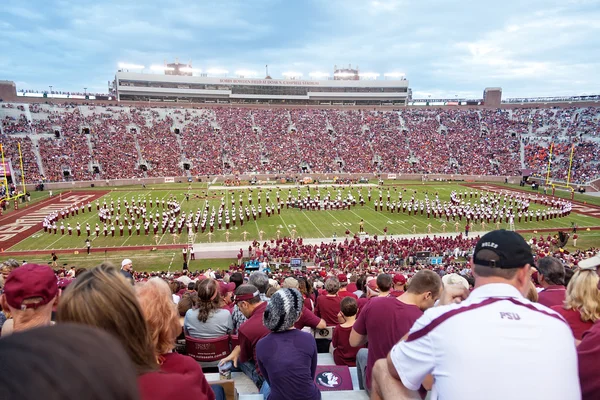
top-left (7, 182), bottom-right (600, 252)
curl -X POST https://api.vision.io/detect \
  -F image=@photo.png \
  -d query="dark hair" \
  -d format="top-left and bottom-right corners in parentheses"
top-left (0, 324), bottom-right (139, 400)
top-left (537, 256), bottom-right (565, 286)
top-left (187, 282), bottom-right (196, 291)
top-left (340, 297), bottom-right (358, 317)
top-left (196, 279), bottom-right (220, 323)
top-left (297, 276), bottom-right (313, 297)
top-left (473, 249), bottom-right (521, 280)
top-left (235, 284), bottom-right (261, 305)
top-left (177, 291), bottom-right (197, 317)
top-left (406, 270), bottom-right (442, 297)
top-left (564, 267), bottom-right (575, 287)
top-left (377, 274), bottom-right (393, 292)
top-left (230, 272), bottom-right (244, 288)
top-left (74, 268), bottom-right (86, 277)
top-left (356, 276), bottom-right (366, 292)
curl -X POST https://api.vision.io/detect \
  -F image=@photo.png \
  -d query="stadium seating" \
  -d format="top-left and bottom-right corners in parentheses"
top-left (185, 334), bottom-right (232, 365)
top-left (1, 102), bottom-right (599, 184)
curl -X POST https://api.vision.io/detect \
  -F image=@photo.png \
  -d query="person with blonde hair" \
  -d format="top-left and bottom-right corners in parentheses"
top-left (551, 267), bottom-right (600, 340)
top-left (57, 263), bottom-right (216, 400)
top-left (136, 278), bottom-right (220, 400)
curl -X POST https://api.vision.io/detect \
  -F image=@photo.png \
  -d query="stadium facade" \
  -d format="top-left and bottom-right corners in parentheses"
top-left (114, 71), bottom-right (410, 106)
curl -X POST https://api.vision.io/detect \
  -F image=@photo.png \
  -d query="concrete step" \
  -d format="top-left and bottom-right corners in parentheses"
top-left (239, 390), bottom-right (368, 400)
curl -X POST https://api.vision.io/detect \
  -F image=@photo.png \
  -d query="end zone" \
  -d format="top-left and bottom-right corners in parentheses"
top-left (0, 191), bottom-right (108, 250)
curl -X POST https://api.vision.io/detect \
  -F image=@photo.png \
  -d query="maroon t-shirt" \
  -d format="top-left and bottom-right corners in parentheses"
top-left (551, 306), bottom-right (594, 340)
top-left (138, 353), bottom-right (215, 400)
top-left (390, 290), bottom-right (404, 297)
top-left (294, 306), bottom-right (322, 330)
top-left (238, 302), bottom-right (270, 371)
top-left (333, 324), bottom-right (363, 367)
top-left (315, 295), bottom-right (342, 326)
top-left (538, 285), bottom-right (567, 308)
top-left (356, 297), bottom-right (370, 315)
top-left (578, 321), bottom-right (600, 400)
top-left (338, 290), bottom-right (358, 300)
top-left (353, 297), bottom-right (423, 389)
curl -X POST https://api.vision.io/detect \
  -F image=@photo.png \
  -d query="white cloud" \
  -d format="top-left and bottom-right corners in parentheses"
top-left (0, 0), bottom-right (598, 98)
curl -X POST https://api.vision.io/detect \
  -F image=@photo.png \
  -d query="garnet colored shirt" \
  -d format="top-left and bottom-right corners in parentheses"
top-left (238, 302), bottom-right (270, 371)
top-left (353, 297), bottom-right (423, 389)
top-left (578, 321), bottom-right (600, 400)
top-left (138, 353), bottom-right (215, 400)
top-left (315, 295), bottom-right (342, 326)
top-left (537, 285), bottom-right (566, 308)
top-left (333, 324), bottom-right (363, 366)
top-left (338, 289), bottom-right (358, 300)
top-left (256, 329), bottom-right (320, 400)
top-left (294, 306), bottom-right (322, 330)
top-left (551, 306), bottom-right (594, 340)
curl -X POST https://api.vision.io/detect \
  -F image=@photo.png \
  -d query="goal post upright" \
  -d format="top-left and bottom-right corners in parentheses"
top-left (566, 143), bottom-right (575, 188)
top-left (544, 142), bottom-right (554, 186)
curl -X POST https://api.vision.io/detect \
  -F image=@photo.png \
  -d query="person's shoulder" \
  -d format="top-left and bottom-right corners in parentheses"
top-left (161, 352), bottom-right (201, 372)
top-left (184, 308), bottom-right (197, 319)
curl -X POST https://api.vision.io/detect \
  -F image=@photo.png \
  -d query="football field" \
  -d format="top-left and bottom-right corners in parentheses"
top-left (6, 181), bottom-right (600, 252)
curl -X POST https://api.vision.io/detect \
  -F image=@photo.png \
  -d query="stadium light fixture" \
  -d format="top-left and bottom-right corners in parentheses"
top-left (206, 68), bottom-right (229, 75)
top-left (118, 62), bottom-right (145, 69)
top-left (282, 71), bottom-right (303, 77)
top-left (150, 65), bottom-right (175, 71)
top-left (235, 69), bottom-right (257, 77)
top-left (179, 67), bottom-right (202, 73)
top-left (358, 72), bottom-right (380, 79)
top-left (384, 72), bottom-right (406, 78)
top-left (309, 72), bottom-right (330, 78)
top-left (334, 72), bottom-right (354, 78)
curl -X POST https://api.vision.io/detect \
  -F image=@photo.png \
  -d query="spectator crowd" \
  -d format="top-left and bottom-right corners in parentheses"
top-left (1, 103), bottom-right (599, 184)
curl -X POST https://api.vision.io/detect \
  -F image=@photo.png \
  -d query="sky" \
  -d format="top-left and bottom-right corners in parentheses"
top-left (0, 0), bottom-right (599, 99)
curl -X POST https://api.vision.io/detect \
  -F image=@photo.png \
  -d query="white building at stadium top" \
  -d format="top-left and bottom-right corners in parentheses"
top-left (114, 71), bottom-right (410, 106)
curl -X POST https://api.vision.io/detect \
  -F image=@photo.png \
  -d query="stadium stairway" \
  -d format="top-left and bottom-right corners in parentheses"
top-left (204, 353), bottom-right (368, 400)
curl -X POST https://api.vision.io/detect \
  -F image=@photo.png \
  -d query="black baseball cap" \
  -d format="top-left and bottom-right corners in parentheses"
top-left (473, 230), bottom-right (535, 269)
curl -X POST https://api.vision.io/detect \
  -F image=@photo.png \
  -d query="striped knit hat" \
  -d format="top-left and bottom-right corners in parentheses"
top-left (263, 288), bottom-right (303, 332)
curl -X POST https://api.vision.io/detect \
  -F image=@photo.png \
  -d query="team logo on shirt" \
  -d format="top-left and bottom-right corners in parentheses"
top-left (316, 371), bottom-right (342, 388)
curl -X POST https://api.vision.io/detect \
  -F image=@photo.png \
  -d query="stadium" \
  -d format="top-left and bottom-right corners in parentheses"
top-left (1, 2), bottom-right (600, 398)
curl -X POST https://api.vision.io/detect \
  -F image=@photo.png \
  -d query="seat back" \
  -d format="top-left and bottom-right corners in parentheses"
top-left (185, 335), bottom-right (231, 362)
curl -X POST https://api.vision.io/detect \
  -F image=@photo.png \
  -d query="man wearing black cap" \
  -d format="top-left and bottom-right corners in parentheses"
top-left (371, 230), bottom-right (580, 400)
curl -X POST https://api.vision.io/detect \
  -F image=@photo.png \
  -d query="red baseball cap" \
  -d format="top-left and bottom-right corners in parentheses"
top-left (393, 274), bottom-right (406, 285)
top-left (367, 278), bottom-right (379, 292)
top-left (219, 281), bottom-right (236, 296)
top-left (337, 274), bottom-right (348, 283)
top-left (4, 264), bottom-right (58, 310)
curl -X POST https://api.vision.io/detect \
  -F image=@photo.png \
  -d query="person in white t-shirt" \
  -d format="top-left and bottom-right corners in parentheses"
top-left (371, 229), bottom-right (580, 400)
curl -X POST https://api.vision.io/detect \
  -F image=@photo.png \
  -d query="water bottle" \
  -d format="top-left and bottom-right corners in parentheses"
top-left (219, 360), bottom-right (233, 380)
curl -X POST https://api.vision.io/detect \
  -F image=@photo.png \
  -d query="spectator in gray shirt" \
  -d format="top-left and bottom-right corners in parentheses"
top-left (184, 278), bottom-right (232, 339)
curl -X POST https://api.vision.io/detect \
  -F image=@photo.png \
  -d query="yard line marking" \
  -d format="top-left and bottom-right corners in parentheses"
top-left (301, 211), bottom-right (326, 238)
top-left (279, 214), bottom-right (291, 235)
top-left (349, 209), bottom-right (385, 234)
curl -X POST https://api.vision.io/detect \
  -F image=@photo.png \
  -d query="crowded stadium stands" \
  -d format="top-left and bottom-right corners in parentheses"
top-left (1, 102), bottom-right (600, 184)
